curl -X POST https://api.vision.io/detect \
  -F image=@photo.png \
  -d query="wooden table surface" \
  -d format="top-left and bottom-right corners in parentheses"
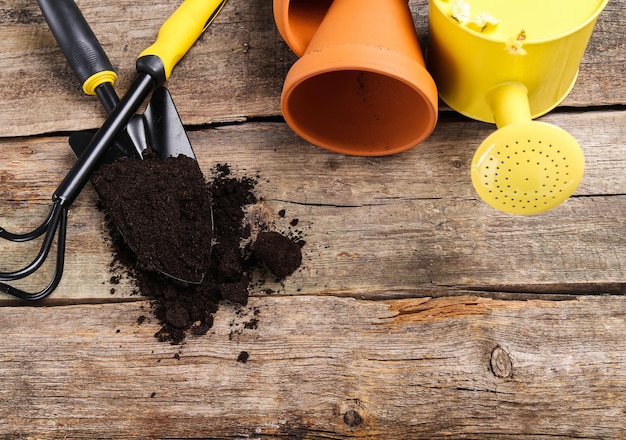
top-left (1, 0), bottom-right (625, 438)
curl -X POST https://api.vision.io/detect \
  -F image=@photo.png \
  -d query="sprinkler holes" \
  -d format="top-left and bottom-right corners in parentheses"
top-left (480, 137), bottom-right (578, 212)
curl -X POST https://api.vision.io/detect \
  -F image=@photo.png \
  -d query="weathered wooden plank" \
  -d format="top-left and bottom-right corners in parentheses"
top-left (2, 111), bottom-right (624, 204)
top-left (1, 112), bottom-right (624, 301)
top-left (2, 109), bottom-right (623, 203)
top-left (0, 295), bottom-right (624, 438)
top-left (0, 0), bottom-right (624, 137)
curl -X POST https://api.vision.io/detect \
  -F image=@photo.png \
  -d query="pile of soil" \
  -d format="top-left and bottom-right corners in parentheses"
top-left (92, 149), bottom-right (213, 283)
top-left (92, 154), bottom-right (304, 344)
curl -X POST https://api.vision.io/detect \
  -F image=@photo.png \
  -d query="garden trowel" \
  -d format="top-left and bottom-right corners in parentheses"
top-left (37, 0), bottom-right (225, 284)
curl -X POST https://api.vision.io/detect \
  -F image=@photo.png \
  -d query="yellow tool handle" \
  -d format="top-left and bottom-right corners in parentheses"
top-left (138, 0), bottom-right (227, 81)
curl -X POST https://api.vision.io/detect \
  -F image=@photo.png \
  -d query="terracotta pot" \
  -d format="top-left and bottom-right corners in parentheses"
top-left (274, 0), bottom-right (438, 156)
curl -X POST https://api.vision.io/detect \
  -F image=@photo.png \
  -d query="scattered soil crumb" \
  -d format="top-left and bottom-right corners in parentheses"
top-left (237, 351), bottom-right (249, 363)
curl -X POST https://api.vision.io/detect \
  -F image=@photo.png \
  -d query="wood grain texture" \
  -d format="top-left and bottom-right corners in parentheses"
top-left (0, 295), bottom-right (625, 439)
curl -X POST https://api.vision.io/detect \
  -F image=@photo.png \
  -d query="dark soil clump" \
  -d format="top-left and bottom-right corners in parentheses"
top-left (93, 156), bottom-right (303, 344)
top-left (254, 231), bottom-right (303, 279)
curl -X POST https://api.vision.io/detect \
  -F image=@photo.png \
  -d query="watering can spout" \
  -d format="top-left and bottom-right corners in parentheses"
top-left (487, 83), bottom-right (531, 129)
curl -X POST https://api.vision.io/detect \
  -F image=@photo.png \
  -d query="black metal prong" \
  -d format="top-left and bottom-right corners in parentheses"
top-left (0, 206), bottom-right (56, 242)
top-left (0, 203), bottom-right (68, 301)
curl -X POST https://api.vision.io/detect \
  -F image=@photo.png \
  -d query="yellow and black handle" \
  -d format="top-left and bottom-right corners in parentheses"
top-left (39, 0), bottom-right (227, 208)
top-left (136, 0), bottom-right (227, 83)
top-left (38, 0), bottom-right (226, 96)
top-left (37, 0), bottom-right (117, 97)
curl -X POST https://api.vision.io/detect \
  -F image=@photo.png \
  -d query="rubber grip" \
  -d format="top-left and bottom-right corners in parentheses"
top-left (37, 0), bottom-right (117, 95)
top-left (137, 0), bottom-right (226, 80)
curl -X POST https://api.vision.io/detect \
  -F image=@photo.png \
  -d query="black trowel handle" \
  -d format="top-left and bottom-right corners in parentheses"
top-left (37, 0), bottom-right (118, 102)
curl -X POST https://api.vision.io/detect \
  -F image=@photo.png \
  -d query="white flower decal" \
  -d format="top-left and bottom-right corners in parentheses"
top-left (451, 0), bottom-right (471, 24)
top-left (473, 12), bottom-right (499, 30)
top-left (505, 30), bottom-right (528, 55)
top-left (450, 0), bottom-right (499, 31)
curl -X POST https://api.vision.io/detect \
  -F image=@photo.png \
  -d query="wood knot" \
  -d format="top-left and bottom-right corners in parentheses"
top-left (490, 346), bottom-right (513, 378)
top-left (343, 410), bottom-right (363, 427)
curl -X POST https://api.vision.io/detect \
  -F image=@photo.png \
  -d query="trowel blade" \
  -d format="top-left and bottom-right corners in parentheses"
top-left (125, 114), bottom-right (149, 156)
top-left (68, 86), bottom-right (193, 163)
top-left (143, 87), bottom-right (196, 160)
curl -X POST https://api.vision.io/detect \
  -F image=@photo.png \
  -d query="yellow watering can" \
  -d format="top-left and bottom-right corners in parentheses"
top-left (428, 0), bottom-right (608, 214)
